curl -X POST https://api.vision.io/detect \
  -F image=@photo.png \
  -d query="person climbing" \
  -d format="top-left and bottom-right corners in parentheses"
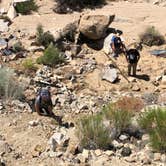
top-left (125, 48), bottom-right (140, 76)
top-left (103, 29), bottom-right (126, 59)
top-left (35, 88), bottom-right (55, 117)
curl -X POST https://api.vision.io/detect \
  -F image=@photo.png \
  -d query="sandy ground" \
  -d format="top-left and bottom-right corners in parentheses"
top-left (0, 0), bottom-right (166, 165)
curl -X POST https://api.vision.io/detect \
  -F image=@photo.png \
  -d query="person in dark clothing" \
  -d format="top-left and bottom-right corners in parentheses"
top-left (35, 88), bottom-right (54, 116)
top-left (125, 49), bottom-right (140, 76)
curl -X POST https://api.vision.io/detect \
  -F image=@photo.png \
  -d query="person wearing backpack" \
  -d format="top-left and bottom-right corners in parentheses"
top-left (35, 88), bottom-right (55, 117)
top-left (103, 30), bottom-right (126, 59)
top-left (125, 49), bottom-right (140, 76)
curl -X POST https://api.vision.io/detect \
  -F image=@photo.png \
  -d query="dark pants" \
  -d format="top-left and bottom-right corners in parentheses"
top-left (128, 63), bottom-right (137, 76)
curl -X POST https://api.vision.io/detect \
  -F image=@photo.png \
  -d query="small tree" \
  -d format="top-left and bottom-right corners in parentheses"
top-left (15, 0), bottom-right (38, 15)
top-left (36, 43), bottom-right (65, 67)
top-left (36, 24), bottom-right (54, 48)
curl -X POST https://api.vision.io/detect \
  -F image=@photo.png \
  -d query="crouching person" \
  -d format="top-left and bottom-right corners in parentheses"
top-left (35, 88), bottom-right (55, 117)
top-left (126, 49), bottom-right (140, 76)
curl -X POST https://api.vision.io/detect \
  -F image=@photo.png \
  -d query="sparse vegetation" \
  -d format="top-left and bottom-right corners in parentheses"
top-left (0, 67), bottom-right (23, 100)
top-left (77, 113), bottom-right (111, 150)
top-left (36, 24), bottom-right (55, 48)
top-left (12, 41), bottom-right (25, 53)
top-left (54, 0), bottom-right (106, 13)
top-left (22, 58), bottom-right (38, 73)
top-left (36, 43), bottom-right (65, 67)
top-left (138, 107), bottom-right (166, 152)
top-left (15, 0), bottom-right (38, 15)
top-left (103, 103), bottom-right (133, 137)
top-left (140, 26), bottom-right (165, 46)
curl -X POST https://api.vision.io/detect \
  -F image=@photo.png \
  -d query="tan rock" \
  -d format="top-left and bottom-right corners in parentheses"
top-left (79, 14), bottom-right (115, 40)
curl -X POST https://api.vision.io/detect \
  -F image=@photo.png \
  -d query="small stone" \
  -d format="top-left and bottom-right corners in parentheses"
top-left (119, 134), bottom-right (129, 141)
top-left (94, 149), bottom-right (102, 156)
top-left (121, 147), bottom-right (132, 157)
top-left (28, 120), bottom-right (39, 127)
top-left (161, 154), bottom-right (166, 163)
top-left (104, 150), bottom-right (114, 156)
top-left (131, 84), bottom-right (140, 91)
top-left (153, 153), bottom-right (161, 161)
top-left (112, 140), bottom-right (123, 149)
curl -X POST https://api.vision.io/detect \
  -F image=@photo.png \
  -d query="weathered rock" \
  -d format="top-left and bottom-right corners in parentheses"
top-left (7, 5), bottom-right (17, 20)
top-left (0, 38), bottom-right (7, 50)
top-left (28, 46), bottom-right (45, 52)
top-left (79, 14), bottom-right (115, 40)
top-left (121, 147), bottom-right (132, 157)
top-left (28, 120), bottom-right (39, 127)
top-left (112, 140), bottom-right (123, 149)
top-left (153, 153), bottom-right (161, 161)
top-left (102, 66), bottom-right (118, 83)
top-left (119, 134), bottom-right (129, 141)
top-left (161, 75), bottom-right (166, 85)
top-left (48, 132), bottom-right (69, 152)
top-left (0, 20), bottom-right (9, 32)
top-left (131, 84), bottom-right (140, 91)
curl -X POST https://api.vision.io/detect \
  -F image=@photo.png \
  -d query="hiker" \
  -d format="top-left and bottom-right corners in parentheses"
top-left (103, 30), bottom-right (126, 58)
top-left (35, 88), bottom-right (55, 117)
top-left (125, 48), bottom-right (140, 76)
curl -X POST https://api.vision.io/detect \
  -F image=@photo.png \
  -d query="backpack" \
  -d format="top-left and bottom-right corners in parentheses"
top-left (113, 36), bottom-right (122, 49)
top-left (127, 49), bottom-right (139, 64)
top-left (39, 89), bottom-right (51, 102)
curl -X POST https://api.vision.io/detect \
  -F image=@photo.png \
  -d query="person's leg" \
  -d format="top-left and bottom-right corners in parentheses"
top-left (133, 63), bottom-right (137, 76)
top-left (128, 63), bottom-right (132, 76)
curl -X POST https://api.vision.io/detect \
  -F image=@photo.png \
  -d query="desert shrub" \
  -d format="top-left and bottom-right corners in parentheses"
top-left (36, 24), bottom-right (55, 48)
top-left (140, 26), bottom-right (165, 46)
top-left (54, 0), bottom-right (105, 13)
top-left (77, 113), bottom-right (111, 150)
top-left (12, 42), bottom-right (25, 53)
top-left (22, 58), bottom-right (38, 72)
top-left (36, 43), bottom-right (65, 67)
top-left (114, 96), bottom-right (144, 112)
top-left (0, 67), bottom-right (23, 100)
top-left (103, 103), bottom-right (133, 136)
top-left (15, 0), bottom-right (38, 15)
top-left (138, 107), bottom-right (166, 152)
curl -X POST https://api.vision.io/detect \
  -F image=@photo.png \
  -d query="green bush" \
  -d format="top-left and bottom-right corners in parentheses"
top-left (22, 58), bottom-right (38, 72)
top-left (36, 43), bottom-right (65, 67)
top-left (15, 0), bottom-right (38, 15)
top-left (140, 26), bottom-right (165, 46)
top-left (103, 103), bottom-right (133, 136)
top-left (77, 113), bottom-right (111, 150)
top-left (0, 67), bottom-right (23, 100)
top-left (138, 107), bottom-right (166, 152)
top-left (36, 24), bottom-right (55, 48)
top-left (12, 42), bottom-right (24, 53)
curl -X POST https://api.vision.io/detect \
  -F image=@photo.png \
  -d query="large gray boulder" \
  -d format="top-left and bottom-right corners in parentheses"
top-left (79, 14), bottom-right (115, 40)
top-left (102, 66), bottom-right (118, 83)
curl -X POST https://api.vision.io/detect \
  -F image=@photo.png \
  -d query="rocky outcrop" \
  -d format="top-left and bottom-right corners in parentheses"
top-left (79, 14), bottom-right (115, 40)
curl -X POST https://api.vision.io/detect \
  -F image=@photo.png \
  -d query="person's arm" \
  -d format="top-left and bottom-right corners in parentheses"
top-left (137, 52), bottom-right (140, 62)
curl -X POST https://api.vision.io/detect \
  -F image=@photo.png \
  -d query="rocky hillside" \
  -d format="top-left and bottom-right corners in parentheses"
top-left (0, 0), bottom-right (166, 166)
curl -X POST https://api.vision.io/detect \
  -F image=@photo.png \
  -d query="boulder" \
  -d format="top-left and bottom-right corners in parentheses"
top-left (7, 5), bottom-right (17, 20)
top-left (79, 14), bottom-right (115, 40)
top-left (102, 66), bottom-right (118, 83)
